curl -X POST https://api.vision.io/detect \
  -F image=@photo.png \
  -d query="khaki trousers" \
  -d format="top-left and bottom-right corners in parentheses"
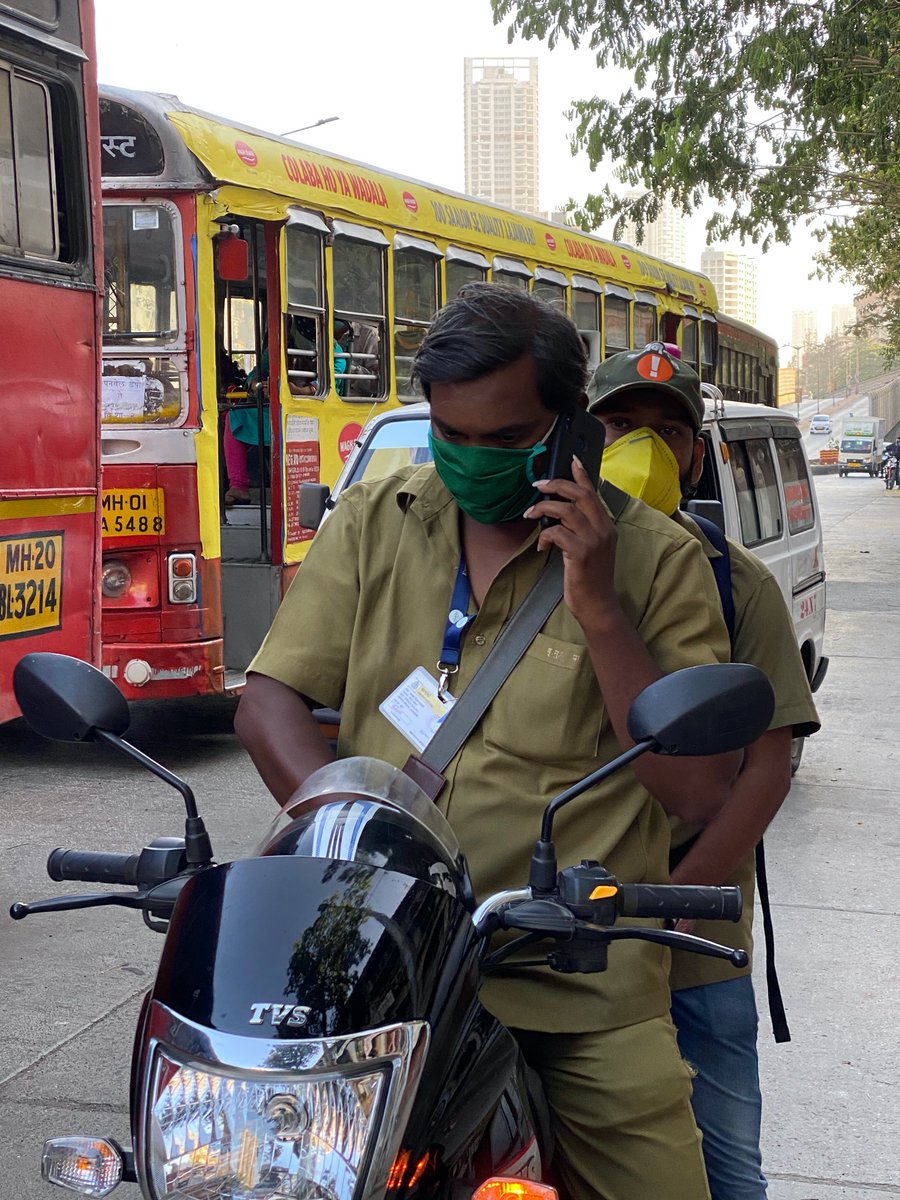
top-left (513, 1015), bottom-right (710, 1200)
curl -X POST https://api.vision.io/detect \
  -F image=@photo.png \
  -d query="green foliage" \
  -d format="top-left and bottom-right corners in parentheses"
top-left (491, 0), bottom-right (900, 351)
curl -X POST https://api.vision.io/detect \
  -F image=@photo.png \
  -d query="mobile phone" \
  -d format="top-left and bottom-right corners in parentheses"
top-left (540, 406), bottom-right (606, 528)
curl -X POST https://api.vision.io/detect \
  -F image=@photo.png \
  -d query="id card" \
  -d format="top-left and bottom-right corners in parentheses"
top-left (379, 667), bottom-right (456, 753)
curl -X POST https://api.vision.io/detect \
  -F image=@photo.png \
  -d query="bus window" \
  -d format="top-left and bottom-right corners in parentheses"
top-left (701, 316), bottom-right (717, 379)
top-left (446, 246), bottom-right (488, 298)
top-left (394, 236), bottom-right (441, 401)
top-left (104, 204), bottom-right (178, 343)
top-left (572, 287), bottom-right (600, 331)
top-left (533, 267), bottom-right (568, 310)
top-left (285, 220), bottom-right (325, 396)
top-left (102, 201), bottom-right (186, 424)
top-left (730, 438), bottom-right (783, 546)
top-left (682, 317), bottom-right (699, 371)
top-left (0, 65), bottom-right (56, 257)
top-left (493, 255), bottom-right (531, 292)
top-left (604, 295), bottom-right (629, 356)
top-left (633, 301), bottom-right (657, 346)
top-left (332, 222), bottom-right (387, 401)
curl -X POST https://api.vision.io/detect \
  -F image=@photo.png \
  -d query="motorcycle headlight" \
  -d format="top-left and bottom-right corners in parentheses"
top-left (148, 1051), bottom-right (384, 1199)
top-left (138, 1004), bottom-right (429, 1200)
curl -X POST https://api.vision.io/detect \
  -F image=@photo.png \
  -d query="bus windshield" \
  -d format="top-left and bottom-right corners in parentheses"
top-left (103, 203), bottom-right (178, 343)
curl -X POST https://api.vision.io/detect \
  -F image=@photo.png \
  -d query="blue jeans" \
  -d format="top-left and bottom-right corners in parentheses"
top-left (670, 975), bottom-right (768, 1200)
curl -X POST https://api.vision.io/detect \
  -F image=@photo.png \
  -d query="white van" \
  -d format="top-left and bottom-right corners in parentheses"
top-left (300, 393), bottom-right (828, 770)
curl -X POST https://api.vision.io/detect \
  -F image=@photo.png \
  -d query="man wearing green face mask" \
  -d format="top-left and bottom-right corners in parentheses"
top-left (237, 286), bottom-right (745, 1200)
top-left (588, 345), bottom-right (820, 1200)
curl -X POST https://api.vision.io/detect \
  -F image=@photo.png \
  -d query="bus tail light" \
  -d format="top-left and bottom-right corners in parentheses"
top-left (101, 559), bottom-right (132, 599)
top-left (167, 553), bottom-right (197, 604)
top-left (101, 553), bottom-right (158, 607)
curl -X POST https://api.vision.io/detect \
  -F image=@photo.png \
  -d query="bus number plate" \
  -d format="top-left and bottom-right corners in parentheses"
top-left (0, 532), bottom-right (64, 640)
top-left (102, 488), bottom-right (166, 538)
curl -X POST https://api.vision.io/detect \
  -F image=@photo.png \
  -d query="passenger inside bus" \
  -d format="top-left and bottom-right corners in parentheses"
top-left (222, 320), bottom-right (349, 505)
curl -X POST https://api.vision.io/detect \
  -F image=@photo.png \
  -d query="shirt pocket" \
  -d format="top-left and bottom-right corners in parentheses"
top-left (484, 632), bottom-right (604, 764)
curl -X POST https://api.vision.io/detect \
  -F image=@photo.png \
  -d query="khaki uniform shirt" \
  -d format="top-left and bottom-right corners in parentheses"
top-left (250, 466), bottom-right (732, 1033)
top-left (668, 514), bottom-right (820, 991)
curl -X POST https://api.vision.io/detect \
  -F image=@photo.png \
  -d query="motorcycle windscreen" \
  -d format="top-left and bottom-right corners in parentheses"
top-left (152, 857), bottom-right (478, 1038)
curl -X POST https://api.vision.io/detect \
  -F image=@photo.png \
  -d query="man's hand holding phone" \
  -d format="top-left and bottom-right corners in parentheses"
top-left (525, 409), bottom-right (620, 630)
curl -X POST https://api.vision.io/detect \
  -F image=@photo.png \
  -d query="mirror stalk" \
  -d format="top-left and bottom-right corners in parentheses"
top-left (94, 729), bottom-right (213, 866)
top-left (530, 738), bottom-right (656, 895)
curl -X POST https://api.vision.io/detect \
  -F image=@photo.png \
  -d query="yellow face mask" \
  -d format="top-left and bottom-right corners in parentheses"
top-left (601, 427), bottom-right (683, 516)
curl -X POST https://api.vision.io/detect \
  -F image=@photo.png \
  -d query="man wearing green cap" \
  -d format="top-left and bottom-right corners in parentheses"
top-left (587, 343), bottom-right (820, 1200)
top-left (238, 286), bottom-right (744, 1200)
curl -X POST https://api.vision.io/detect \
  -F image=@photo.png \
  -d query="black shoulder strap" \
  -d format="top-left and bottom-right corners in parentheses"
top-left (418, 551), bottom-right (565, 774)
top-left (682, 512), bottom-right (736, 648)
top-left (680, 510), bottom-right (790, 1042)
top-left (419, 482), bottom-right (631, 776)
top-left (755, 839), bottom-right (791, 1042)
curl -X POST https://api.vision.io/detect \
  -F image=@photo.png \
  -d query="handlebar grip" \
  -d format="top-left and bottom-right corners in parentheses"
top-left (47, 848), bottom-right (140, 886)
top-left (618, 884), bottom-right (743, 923)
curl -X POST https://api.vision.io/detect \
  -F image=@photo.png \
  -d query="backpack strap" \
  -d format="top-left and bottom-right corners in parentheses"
top-left (682, 512), bottom-right (736, 648)
top-left (680, 509), bottom-right (790, 1042)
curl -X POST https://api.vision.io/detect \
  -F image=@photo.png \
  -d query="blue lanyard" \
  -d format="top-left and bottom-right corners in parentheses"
top-left (437, 556), bottom-right (475, 699)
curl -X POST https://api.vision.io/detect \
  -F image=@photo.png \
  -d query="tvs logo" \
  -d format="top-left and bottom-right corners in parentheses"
top-left (235, 141), bottom-right (258, 167)
top-left (544, 231), bottom-right (556, 251)
top-left (636, 352), bottom-right (674, 382)
top-left (402, 191), bottom-right (419, 214)
top-left (338, 422), bottom-right (363, 462)
top-left (620, 253), bottom-right (631, 270)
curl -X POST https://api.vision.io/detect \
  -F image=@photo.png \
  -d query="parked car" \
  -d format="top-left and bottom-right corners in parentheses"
top-left (809, 414), bottom-right (833, 434)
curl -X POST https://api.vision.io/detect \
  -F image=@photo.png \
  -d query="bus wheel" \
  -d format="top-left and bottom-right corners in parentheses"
top-left (790, 736), bottom-right (804, 775)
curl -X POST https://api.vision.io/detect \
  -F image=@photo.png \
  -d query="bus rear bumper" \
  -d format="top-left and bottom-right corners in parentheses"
top-left (102, 640), bottom-right (226, 701)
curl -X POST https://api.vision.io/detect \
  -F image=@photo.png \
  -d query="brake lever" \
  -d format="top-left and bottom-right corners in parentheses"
top-left (10, 892), bottom-right (146, 920)
top-left (10, 875), bottom-right (193, 925)
top-left (596, 925), bottom-right (748, 967)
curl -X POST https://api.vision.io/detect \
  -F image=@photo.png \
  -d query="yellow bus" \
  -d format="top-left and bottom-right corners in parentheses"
top-left (97, 86), bottom-right (721, 701)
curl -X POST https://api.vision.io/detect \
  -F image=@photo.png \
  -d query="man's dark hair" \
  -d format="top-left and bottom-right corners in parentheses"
top-left (412, 282), bottom-right (587, 413)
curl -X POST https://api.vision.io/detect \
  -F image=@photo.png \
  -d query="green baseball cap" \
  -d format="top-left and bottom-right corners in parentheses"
top-left (586, 343), bottom-right (705, 431)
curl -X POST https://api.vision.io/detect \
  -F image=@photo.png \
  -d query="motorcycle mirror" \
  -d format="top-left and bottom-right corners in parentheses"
top-left (13, 652), bottom-right (213, 866)
top-left (626, 663), bottom-right (775, 755)
top-left (13, 653), bottom-right (130, 742)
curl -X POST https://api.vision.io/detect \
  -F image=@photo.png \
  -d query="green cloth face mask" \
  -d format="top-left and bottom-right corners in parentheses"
top-left (428, 422), bottom-right (555, 524)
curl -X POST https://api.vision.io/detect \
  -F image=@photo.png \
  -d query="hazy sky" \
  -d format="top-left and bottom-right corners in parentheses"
top-left (94, 0), bottom-right (853, 355)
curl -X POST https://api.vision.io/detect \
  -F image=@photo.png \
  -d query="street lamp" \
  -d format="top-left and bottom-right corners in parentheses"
top-left (280, 117), bottom-right (340, 137)
top-left (779, 343), bottom-right (804, 417)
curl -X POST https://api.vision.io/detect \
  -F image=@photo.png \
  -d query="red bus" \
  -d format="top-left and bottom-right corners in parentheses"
top-left (0, 0), bottom-right (103, 721)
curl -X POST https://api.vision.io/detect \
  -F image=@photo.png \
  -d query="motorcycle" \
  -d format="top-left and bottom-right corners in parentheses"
top-left (884, 453), bottom-right (898, 490)
top-left (10, 652), bottom-right (773, 1200)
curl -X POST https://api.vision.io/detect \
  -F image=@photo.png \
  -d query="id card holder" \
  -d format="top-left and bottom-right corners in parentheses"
top-left (379, 666), bottom-right (456, 754)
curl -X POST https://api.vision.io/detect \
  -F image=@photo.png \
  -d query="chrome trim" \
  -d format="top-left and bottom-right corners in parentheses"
top-left (446, 245), bottom-right (489, 270)
top-left (394, 232), bottom-right (442, 257)
top-left (572, 273), bottom-right (602, 294)
top-left (333, 219), bottom-right (389, 246)
top-left (492, 255), bottom-right (532, 278)
top-left (136, 1001), bottom-right (430, 1200)
top-left (533, 265), bottom-right (568, 287)
top-left (287, 206), bottom-right (329, 234)
top-left (473, 887), bottom-right (532, 937)
top-left (101, 428), bottom-right (197, 466)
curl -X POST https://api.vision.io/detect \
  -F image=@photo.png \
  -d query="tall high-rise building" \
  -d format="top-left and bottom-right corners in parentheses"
top-left (831, 304), bottom-right (857, 337)
top-left (791, 310), bottom-right (818, 363)
top-left (464, 58), bottom-right (538, 215)
top-left (618, 194), bottom-right (688, 265)
top-left (700, 248), bottom-right (758, 324)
